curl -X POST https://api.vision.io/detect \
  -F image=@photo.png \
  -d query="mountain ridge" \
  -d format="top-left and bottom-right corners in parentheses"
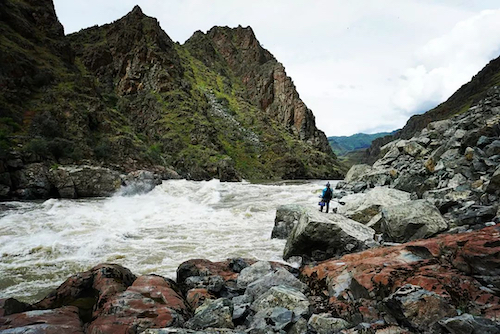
top-left (0, 1), bottom-right (342, 199)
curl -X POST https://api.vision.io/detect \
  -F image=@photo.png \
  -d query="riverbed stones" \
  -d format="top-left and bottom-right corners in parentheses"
top-left (380, 200), bottom-right (448, 243)
top-left (283, 207), bottom-right (376, 262)
top-left (438, 313), bottom-right (500, 334)
top-left (236, 261), bottom-right (272, 290)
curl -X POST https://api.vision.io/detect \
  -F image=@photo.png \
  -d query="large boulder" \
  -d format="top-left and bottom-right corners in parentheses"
top-left (271, 204), bottom-right (306, 239)
top-left (0, 306), bottom-right (84, 333)
top-left (337, 187), bottom-right (411, 224)
top-left (283, 207), bottom-right (376, 262)
top-left (380, 199), bottom-right (448, 242)
top-left (301, 225), bottom-right (500, 324)
top-left (34, 263), bottom-right (137, 322)
top-left (87, 275), bottom-right (189, 334)
top-left (185, 298), bottom-right (234, 330)
top-left (244, 267), bottom-right (308, 301)
top-left (11, 163), bottom-right (51, 199)
top-left (250, 286), bottom-right (310, 318)
top-left (60, 165), bottom-right (122, 197)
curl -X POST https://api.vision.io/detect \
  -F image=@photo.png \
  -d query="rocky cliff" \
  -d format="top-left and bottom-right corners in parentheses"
top-left (0, 1), bottom-right (342, 199)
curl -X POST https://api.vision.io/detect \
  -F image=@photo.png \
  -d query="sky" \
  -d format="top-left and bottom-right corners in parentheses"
top-left (52, 1), bottom-right (500, 137)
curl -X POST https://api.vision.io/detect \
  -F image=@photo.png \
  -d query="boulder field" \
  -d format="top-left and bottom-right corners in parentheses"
top-left (1, 223), bottom-right (499, 334)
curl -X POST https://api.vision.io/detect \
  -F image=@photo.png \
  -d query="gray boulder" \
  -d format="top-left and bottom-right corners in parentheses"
top-left (48, 167), bottom-right (76, 198)
top-left (245, 267), bottom-right (308, 301)
top-left (236, 261), bottom-right (272, 290)
top-left (185, 298), bottom-right (234, 330)
top-left (307, 313), bottom-right (350, 334)
top-left (12, 163), bottom-right (51, 199)
top-left (250, 286), bottom-right (310, 318)
top-left (486, 165), bottom-right (500, 193)
top-left (283, 207), bottom-right (376, 262)
top-left (380, 200), bottom-right (448, 242)
top-left (271, 204), bottom-right (306, 239)
top-left (337, 187), bottom-right (411, 224)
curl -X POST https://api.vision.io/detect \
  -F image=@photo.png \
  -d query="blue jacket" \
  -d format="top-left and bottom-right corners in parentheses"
top-left (322, 187), bottom-right (332, 201)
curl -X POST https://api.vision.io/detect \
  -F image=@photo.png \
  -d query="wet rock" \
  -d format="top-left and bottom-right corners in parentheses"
top-left (308, 313), bottom-right (351, 334)
top-left (48, 167), bottom-right (76, 198)
top-left (439, 313), bottom-right (500, 334)
top-left (87, 275), bottom-right (189, 334)
top-left (185, 298), bottom-right (234, 330)
top-left (337, 187), bottom-right (411, 224)
top-left (0, 306), bottom-right (84, 333)
top-left (380, 200), bottom-right (448, 243)
top-left (271, 204), bottom-right (306, 239)
top-left (12, 163), bottom-right (51, 199)
top-left (283, 207), bottom-right (376, 262)
top-left (177, 259), bottom-right (246, 292)
top-left (120, 170), bottom-right (162, 195)
top-left (486, 165), bottom-right (500, 193)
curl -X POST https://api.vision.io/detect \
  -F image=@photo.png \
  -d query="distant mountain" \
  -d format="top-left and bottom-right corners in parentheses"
top-left (328, 132), bottom-right (396, 156)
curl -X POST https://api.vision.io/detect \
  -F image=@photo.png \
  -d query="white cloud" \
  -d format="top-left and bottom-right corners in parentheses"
top-left (391, 9), bottom-right (500, 115)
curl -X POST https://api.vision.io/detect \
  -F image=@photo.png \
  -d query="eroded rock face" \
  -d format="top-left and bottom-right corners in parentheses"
top-left (283, 207), bottom-right (376, 262)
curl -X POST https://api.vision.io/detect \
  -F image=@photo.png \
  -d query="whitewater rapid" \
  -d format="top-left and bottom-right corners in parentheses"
top-left (0, 179), bottom-right (337, 303)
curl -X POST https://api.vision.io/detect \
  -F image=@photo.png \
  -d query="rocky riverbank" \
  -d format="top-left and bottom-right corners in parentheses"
top-left (1, 222), bottom-right (499, 334)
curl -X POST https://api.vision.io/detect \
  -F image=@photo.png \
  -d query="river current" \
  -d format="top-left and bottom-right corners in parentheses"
top-left (0, 179), bottom-right (337, 303)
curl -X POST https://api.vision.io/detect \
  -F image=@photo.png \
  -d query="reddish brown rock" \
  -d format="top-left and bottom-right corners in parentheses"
top-left (0, 306), bottom-right (84, 333)
top-left (0, 298), bottom-right (31, 317)
top-left (186, 288), bottom-right (215, 310)
top-left (87, 275), bottom-right (190, 334)
top-left (301, 225), bottom-right (500, 323)
top-left (34, 263), bottom-right (136, 322)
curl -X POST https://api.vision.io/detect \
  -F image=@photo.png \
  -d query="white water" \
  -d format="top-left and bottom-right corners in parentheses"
top-left (0, 179), bottom-right (337, 303)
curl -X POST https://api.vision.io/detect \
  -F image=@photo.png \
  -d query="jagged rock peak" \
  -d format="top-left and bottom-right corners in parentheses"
top-left (131, 5), bottom-right (144, 15)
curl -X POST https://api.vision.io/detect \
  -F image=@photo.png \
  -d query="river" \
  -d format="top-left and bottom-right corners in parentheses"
top-left (0, 179), bottom-right (338, 303)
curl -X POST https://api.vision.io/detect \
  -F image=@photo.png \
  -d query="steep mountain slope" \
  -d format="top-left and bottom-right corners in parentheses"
top-left (365, 54), bottom-right (500, 163)
top-left (0, 1), bottom-right (342, 198)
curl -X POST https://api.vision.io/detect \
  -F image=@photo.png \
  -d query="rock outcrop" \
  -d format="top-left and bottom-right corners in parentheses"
top-left (339, 86), bottom-right (500, 233)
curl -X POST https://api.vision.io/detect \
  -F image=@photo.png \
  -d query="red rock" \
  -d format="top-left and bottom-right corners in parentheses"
top-left (301, 225), bottom-right (500, 321)
top-left (34, 263), bottom-right (136, 322)
top-left (0, 306), bottom-right (84, 333)
top-left (87, 274), bottom-right (190, 334)
top-left (186, 288), bottom-right (215, 310)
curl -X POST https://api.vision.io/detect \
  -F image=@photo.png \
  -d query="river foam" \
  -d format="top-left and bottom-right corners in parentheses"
top-left (0, 179), bottom-right (337, 302)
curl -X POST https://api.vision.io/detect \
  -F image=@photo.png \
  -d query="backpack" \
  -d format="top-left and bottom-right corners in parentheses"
top-left (324, 188), bottom-right (333, 201)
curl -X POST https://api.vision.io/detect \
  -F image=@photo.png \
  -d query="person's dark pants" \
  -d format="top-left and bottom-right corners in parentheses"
top-left (320, 200), bottom-right (330, 213)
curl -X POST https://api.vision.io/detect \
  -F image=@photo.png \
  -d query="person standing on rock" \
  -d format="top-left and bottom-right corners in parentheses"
top-left (320, 182), bottom-right (333, 213)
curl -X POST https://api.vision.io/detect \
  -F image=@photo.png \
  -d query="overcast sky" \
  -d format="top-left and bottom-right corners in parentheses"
top-left (53, 0), bottom-right (500, 136)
